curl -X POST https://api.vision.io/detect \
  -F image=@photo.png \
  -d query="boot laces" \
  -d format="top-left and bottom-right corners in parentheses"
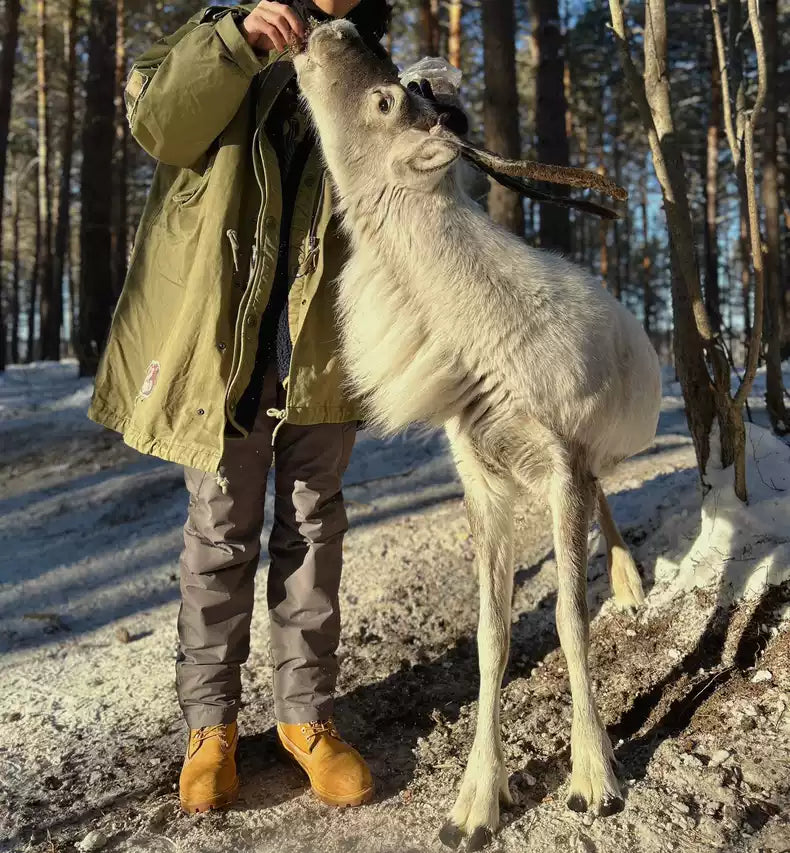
top-left (192, 725), bottom-right (231, 750)
top-left (302, 719), bottom-right (340, 749)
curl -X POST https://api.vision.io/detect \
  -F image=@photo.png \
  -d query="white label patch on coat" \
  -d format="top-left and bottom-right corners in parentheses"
top-left (140, 361), bottom-right (161, 398)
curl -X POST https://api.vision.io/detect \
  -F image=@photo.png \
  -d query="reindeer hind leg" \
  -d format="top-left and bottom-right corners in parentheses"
top-left (596, 484), bottom-right (644, 613)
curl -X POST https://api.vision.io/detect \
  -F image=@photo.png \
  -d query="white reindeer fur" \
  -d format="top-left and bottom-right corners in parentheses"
top-left (294, 20), bottom-right (661, 847)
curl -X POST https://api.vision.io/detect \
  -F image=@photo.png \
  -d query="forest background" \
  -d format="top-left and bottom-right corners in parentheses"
top-left (1, 0), bottom-right (789, 492)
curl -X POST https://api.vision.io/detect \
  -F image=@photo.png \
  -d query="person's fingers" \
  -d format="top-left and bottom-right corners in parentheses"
top-left (244, 3), bottom-right (305, 51)
top-left (251, 11), bottom-right (286, 51)
top-left (253, 21), bottom-right (284, 51)
top-left (271, 2), bottom-right (305, 38)
top-left (439, 106), bottom-right (469, 135)
top-left (265, 21), bottom-right (287, 51)
top-left (260, 6), bottom-right (300, 48)
top-left (243, 10), bottom-right (274, 50)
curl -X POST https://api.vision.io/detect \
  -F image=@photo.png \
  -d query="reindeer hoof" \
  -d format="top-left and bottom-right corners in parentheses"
top-left (566, 735), bottom-right (624, 818)
top-left (598, 794), bottom-right (624, 817)
top-left (566, 792), bottom-right (588, 812)
top-left (439, 821), bottom-right (464, 849)
top-left (444, 747), bottom-right (508, 849)
top-left (467, 827), bottom-right (493, 852)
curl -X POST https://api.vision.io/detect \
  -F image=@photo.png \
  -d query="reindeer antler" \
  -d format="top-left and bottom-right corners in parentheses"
top-left (430, 124), bottom-right (628, 219)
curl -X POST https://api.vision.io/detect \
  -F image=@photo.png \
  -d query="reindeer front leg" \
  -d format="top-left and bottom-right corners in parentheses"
top-left (441, 427), bottom-right (515, 851)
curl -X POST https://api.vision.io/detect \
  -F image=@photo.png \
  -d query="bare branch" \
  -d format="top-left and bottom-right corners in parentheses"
top-left (709, 0), bottom-right (739, 164)
top-left (746, 0), bottom-right (768, 123)
top-left (734, 0), bottom-right (768, 406)
top-left (729, 0), bottom-right (747, 149)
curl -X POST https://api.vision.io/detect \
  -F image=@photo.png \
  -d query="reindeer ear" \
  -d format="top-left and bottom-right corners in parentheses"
top-left (407, 137), bottom-right (459, 173)
top-left (391, 129), bottom-right (459, 188)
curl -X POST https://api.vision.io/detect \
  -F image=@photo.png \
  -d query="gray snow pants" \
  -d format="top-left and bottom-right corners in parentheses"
top-left (175, 359), bottom-right (357, 728)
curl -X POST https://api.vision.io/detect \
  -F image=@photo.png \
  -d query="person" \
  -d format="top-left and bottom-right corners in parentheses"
top-left (88, 0), bottom-right (393, 814)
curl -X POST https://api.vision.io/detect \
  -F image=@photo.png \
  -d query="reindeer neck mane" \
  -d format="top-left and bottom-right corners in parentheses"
top-left (333, 170), bottom-right (476, 268)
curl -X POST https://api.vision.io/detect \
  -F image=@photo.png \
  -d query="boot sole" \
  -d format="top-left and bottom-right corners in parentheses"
top-left (277, 738), bottom-right (374, 808)
top-left (180, 778), bottom-right (240, 815)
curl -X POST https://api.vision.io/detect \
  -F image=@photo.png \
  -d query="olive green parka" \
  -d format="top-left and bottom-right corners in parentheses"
top-left (88, 4), bottom-right (363, 475)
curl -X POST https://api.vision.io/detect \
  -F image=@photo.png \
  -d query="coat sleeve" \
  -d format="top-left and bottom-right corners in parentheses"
top-left (125, 6), bottom-right (273, 167)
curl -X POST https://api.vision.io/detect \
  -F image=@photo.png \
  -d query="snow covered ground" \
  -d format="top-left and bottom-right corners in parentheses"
top-left (1, 361), bottom-right (788, 853)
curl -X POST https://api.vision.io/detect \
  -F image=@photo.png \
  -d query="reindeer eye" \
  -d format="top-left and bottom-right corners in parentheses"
top-left (378, 95), bottom-right (393, 114)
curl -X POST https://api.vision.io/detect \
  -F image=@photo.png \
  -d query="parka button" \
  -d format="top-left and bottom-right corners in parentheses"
top-left (196, 408), bottom-right (205, 416)
top-left (217, 342), bottom-right (226, 352)
top-left (265, 215), bottom-right (277, 230)
top-left (246, 316), bottom-right (255, 326)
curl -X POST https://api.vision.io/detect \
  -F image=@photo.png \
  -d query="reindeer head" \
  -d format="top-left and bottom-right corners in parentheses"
top-left (293, 20), bottom-right (460, 196)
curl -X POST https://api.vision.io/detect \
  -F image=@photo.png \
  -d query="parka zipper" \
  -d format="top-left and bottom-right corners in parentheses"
top-left (295, 171), bottom-right (326, 279)
top-left (258, 131), bottom-right (321, 450)
top-left (224, 66), bottom-right (282, 442)
top-left (275, 162), bottom-right (327, 443)
top-left (220, 54), bottom-right (293, 483)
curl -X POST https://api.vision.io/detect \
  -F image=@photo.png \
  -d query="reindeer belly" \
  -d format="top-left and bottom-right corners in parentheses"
top-left (573, 306), bottom-right (662, 472)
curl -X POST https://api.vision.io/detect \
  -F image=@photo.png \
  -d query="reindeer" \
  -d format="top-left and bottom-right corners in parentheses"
top-left (292, 20), bottom-right (661, 850)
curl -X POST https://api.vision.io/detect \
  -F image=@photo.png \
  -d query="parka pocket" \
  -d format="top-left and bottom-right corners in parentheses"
top-left (171, 169), bottom-right (212, 208)
top-left (154, 158), bottom-right (218, 286)
top-left (162, 139), bottom-right (219, 229)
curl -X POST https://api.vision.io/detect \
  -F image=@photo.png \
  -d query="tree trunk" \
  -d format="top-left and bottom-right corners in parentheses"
top-left (419, 0), bottom-right (440, 57)
top-left (576, 125), bottom-right (588, 265)
top-left (611, 218), bottom-right (622, 299)
top-left (113, 0), bottom-right (128, 297)
top-left (28, 187), bottom-right (41, 363)
top-left (37, 0), bottom-right (58, 360)
top-left (69, 224), bottom-right (76, 350)
top-left (0, 0), bottom-right (21, 371)
top-left (10, 168), bottom-right (21, 364)
top-left (761, 0), bottom-right (788, 432)
top-left (611, 110), bottom-right (624, 301)
top-left (610, 0), bottom-right (722, 481)
top-left (740, 194), bottom-right (751, 336)
top-left (640, 176), bottom-right (652, 335)
top-left (52, 0), bottom-right (79, 359)
top-left (531, 0), bottom-right (570, 252)
top-left (78, 0), bottom-right (118, 376)
top-left (598, 165), bottom-right (610, 288)
top-left (704, 37), bottom-right (721, 332)
top-left (482, 0), bottom-right (524, 235)
top-left (448, 0), bottom-right (462, 70)
top-left (782, 118), bottom-right (790, 352)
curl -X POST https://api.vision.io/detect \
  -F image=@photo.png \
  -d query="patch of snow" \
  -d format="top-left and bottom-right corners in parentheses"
top-left (751, 669), bottom-right (773, 684)
top-left (650, 421), bottom-right (790, 607)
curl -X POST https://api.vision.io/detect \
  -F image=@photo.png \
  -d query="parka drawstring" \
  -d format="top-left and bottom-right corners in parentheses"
top-left (266, 407), bottom-right (287, 447)
top-left (226, 229), bottom-right (240, 273)
top-left (215, 472), bottom-right (230, 495)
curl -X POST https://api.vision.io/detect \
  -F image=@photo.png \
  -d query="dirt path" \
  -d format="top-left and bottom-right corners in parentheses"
top-left (1, 365), bottom-right (788, 853)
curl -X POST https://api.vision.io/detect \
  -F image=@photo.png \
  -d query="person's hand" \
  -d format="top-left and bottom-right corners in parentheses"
top-left (406, 79), bottom-right (469, 136)
top-left (242, 1), bottom-right (305, 53)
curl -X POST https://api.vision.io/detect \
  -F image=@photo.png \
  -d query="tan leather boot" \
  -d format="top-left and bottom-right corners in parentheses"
top-left (179, 722), bottom-right (240, 813)
top-left (277, 719), bottom-right (374, 807)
